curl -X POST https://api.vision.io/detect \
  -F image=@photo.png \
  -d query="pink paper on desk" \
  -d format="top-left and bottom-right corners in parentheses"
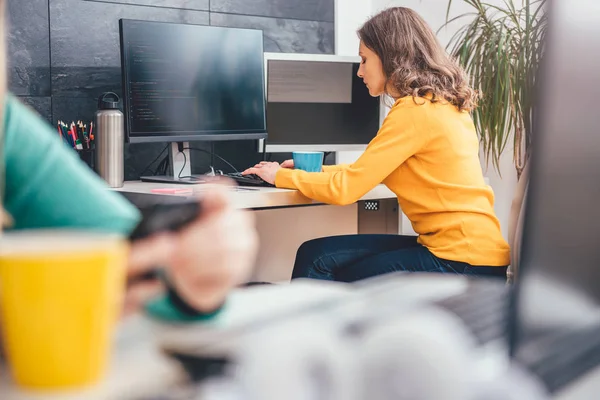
top-left (151, 188), bottom-right (193, 195)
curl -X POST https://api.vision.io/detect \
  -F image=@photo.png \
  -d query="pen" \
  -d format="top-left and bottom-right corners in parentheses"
top-left (70, 123), bottom-right (82, 150)
top-left (75, 121), bottom-right (85, 145)
top-left (61, 122), bottom-right (74, 147)
top-left (59, 119), bottom-right (97, 150)
top-left (89, 122), bottom-right (94, 145)
top-left (82, 124), bottom-right (89, 149)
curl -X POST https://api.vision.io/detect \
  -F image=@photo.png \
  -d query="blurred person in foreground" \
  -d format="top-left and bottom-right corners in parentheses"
top-left (0, 0), bottom-right (258, 318)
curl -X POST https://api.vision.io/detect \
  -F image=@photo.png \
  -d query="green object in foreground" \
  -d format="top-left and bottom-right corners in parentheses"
top-left (145, 295), bottom-right (224, 322)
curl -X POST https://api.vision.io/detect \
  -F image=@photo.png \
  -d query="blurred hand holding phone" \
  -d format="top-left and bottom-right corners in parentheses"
top-left (127, 198), bottom-right (206, 318)
top-left (126, 186), bottom-right (259, 320)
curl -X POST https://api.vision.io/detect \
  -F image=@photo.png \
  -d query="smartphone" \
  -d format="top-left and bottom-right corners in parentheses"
top-left (129, 199), bottom-right (202, 241)
top-left (128, 199), bottom-right (205, 318)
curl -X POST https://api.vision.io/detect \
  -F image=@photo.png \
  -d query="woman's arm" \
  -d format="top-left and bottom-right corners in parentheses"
top-left (322, 164), bottom-right (349, 172)
top-left (274, 103), bottom-right (429, 205)
top-left (3, 95), bottom-right (140, 233)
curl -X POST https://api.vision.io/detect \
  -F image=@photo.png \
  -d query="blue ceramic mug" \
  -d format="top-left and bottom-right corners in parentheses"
top-left (292, 151), bottom-right (324, 172)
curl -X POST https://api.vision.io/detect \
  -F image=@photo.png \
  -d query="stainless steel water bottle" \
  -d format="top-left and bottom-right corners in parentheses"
top-left (95, 92), bottom-right (124, 188)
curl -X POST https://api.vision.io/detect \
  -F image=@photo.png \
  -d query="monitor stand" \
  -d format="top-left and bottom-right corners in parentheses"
top-left (140, 142), bottom-right (206, 184)
top-left (140, 175), bottom-right (204, 184)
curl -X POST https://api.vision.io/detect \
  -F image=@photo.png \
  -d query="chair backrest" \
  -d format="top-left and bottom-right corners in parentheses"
top-left (506, 161), bottom-right (531, 283)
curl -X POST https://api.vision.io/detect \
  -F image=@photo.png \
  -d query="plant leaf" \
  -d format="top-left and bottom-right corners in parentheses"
top-left (445, 0), bottom-right (547, 176)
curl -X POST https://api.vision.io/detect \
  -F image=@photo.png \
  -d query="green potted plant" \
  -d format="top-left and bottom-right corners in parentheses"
top-left (443, 0), bottom-right (547, 178)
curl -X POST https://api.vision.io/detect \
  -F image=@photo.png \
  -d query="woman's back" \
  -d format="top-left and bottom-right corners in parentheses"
top-left (382, 96), bottom-right (509, 267)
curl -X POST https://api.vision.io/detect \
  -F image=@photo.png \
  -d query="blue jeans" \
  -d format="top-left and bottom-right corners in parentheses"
top-left (291, 234), bottom-right (507, 282)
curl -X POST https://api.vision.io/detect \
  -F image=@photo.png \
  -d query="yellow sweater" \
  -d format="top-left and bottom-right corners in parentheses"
top-left (275, 96), bottom-right (510, 267)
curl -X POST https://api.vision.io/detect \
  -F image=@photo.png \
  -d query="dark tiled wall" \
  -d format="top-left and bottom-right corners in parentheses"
top-left (6, 0), bottom-right (334, 180)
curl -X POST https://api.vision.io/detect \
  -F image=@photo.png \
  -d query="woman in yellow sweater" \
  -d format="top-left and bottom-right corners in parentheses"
top-left (243, 7), bottom-right (510, 282)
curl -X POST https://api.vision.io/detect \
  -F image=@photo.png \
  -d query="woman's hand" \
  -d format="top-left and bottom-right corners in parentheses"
top-left (242, 161), bottom-right (282, 185)
top-left (124, 185), bottom-right (259, 315)
top-left (280, 160), bottom-right (294, 169)
top-left (247, 160), bottom-right (294, 169)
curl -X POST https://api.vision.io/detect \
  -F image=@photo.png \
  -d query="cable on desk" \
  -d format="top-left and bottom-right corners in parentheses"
top-left (164, 158), bottom-right (169, 175)
top-left (139, 144), bottom-right (169, 177)
top-left (160, 145), bottom-right (240, 181)
top-left (157, 156), bottom-right (169, 176)
top-left (177, 150), bottom-right (189, 180)
top-left (184, 147), bottom-right (239, 173)
top-left (210, 142), bottom-right (216, 169)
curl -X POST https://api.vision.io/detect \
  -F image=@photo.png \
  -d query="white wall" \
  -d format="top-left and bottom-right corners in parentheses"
top-left (335, 0), bottom-right (373, 56)
top-left (372, 0), bottom-right (480, 47)
top-left (369, 0), bottom-right (518, 239)
top-left (334, 0), bottom-right (374, 166)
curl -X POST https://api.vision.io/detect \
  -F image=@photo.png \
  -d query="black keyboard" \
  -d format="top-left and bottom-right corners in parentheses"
top-left (434, 280), bottom-right (510, 345)
top-left (518, 325), bottom-right (600, 394)
top-left (225, 172), bottom-right (275, 187)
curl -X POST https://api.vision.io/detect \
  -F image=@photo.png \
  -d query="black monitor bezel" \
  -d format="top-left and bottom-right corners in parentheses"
top-left (119, 19), bottom-right (268, 144)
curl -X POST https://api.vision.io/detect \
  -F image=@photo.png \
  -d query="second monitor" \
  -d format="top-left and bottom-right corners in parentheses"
top-left (261, 53), bottom-right (381, 153)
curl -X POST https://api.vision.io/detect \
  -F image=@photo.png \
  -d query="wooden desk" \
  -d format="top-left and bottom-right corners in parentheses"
top-left (3, 274), bottom-right (600, 400)
top-left (0, 281), bottom-right (355, 400)
top-left (0, 184), bottom-right (404, 398)
top-left (0, 315), bottom-right (183, 400)
top-left (116, 182), bottom-right (402, 282)
top-left (114, 181), bottom-right (397, 210)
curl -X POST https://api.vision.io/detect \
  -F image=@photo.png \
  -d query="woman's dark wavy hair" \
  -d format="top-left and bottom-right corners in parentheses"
top-left (358, 7), bottom-right (477, 112)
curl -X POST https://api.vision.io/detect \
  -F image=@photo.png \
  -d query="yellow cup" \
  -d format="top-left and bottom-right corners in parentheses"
top-left (0, 230), bottom-right (129, 390)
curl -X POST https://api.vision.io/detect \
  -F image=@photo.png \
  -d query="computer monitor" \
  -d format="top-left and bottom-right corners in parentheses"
top-left (119, 19), bottom-right (267, 183)
top-left (259, 53), bottom-right (380, 153)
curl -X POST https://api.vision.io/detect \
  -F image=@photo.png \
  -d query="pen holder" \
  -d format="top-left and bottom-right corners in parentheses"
top-left (57, 119), bottom-right (95, 170)
top-left (78, 147), bottom-right (95, 171)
